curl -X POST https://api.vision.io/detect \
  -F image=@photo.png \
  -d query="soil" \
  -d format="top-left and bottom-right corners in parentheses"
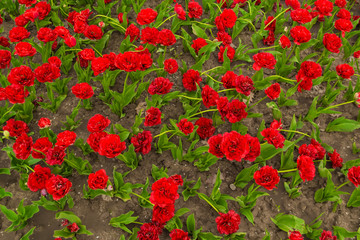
top-left (1, 0), bottom-right (360, 240)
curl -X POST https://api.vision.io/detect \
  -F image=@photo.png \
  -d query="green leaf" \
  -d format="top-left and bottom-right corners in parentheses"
top-left (326, 117), bottom-right (360, 132)
top-left (186, 214), bottom-right (196, 234)
top-left (109, 211), bottom-right (138, 234)
top-left (151, 164), bottom-right (169, 181)
top-left (234, 164), bottom-right (259, 189)
top-left (20, 226), bottom-right (36, 240)
top-left (333, 226), bottom-right (358, 240)
top-left (347, 187), bottom-right (360, 207)
top-left (192, 24), bottom-right (208, 39)
top-left (0, 205), bottom-right (18, 222)
top-left (55, 211), bottom-right (82, 224)
top-left (271, 213), bottom-right (307, 234)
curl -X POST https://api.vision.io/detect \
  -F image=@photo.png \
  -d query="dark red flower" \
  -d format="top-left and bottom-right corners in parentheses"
top-left (54, 26), bottom-right (70, 39)
top-left (337, 9), bottom-right (351, 20)
top-left (220, 9), bottom-right (237, 28)
top-left (9, 27), bottom-right (30, 42)
top-left (261, 128), bottom-right (285, 149)
top-left (3, 119), bottom-right (29, 138)
top-left (319, 230), bottom-right (337, 240)
top-left (215, 16), bottom-right (225, 31)
top-left (27, 165), bottom-right (52, 192)
top-left (328, 149), bottom-right (343, 168)
top-left (103, 52), bottom-right (117, 71)
top-left (88, 169), bottom-right (109, 190)
top-left (115, 52), bottom-right (139, 72)
top-left (221, 131), bottom-right (249, 161)
top-left (148, 77), bottom-right (173, 95)
top-left (18, 0), bottom-right (37, 6)
top-left (152, 204), bottom-right (175, 225)
top-left (48, 56), bottom-right (62, 68)
top-left (265, 83), bottom-right (281, 100)
top-left (150, 178), bottom-right (179, 207)
top-left (84, 25), bottom-right (103, 40)
top-left (244, 134), bottom-right (261, 161)
top-left (296, 61), bottom-right (322, 92)
top-left (254, 166), bottom-right (280, 190)
top-left (270, 119), bottom-right (282, 130)
top-left (279, 35), bottom-right (291, 49)
top-left (164, 59), bottom-right (178, 74)
top-left (35, 1), bottom-right (51, 20)
top-left (291, 8), bottom-right (312, 24)
top-left (0, 37), bottom-right (10, 48)
top-left (313, 0), bottom-right (333, 21)
top-left (158, 29), bottom-right (176, 46)
top-left (140, 27), bottom-right (159, 45)
top-left (13, 133), bottom-right (33, 160)
top-left (5, 84), bottom-right (29, 104)
top-left (217, 31), bottom-right (232, 45)
top-left (87, 132), bottom-right (108, 152)
top-left (226, 99), bottom-right (247, 123)
top-left (348, 166), bottom-right (360, 187)
top-left (290, 26), bottom-right (311, 45)
top-left (182, 69), bottom-right (202, 91)
top-left (137, 8), bottom-right (157, 25)
top-left (98, 134), bottom-right (126, 158)
top-left (174, 4), bottom-right (186, 20)
top-left (297, 155), bottom-right (315, 182)
top-left (221, 71), bottom-right (237, 89)
top-left (336, 64), bottom-right (354, 79)
top-left (46, 146), bottom-right (66, 165)
top-left (14, 42), bottom-right (36, 57)
top-left (125, 24), bottom-right (140, 42)
top-left (87, 114), bottom-right (111, 132)
top-left (131, 130), bottom-right (152, 154)
top-left (191, 38), bottom-right (208, 55)
top-left (144, 107), bottom-right (162, 127)
top-left (335, 19), bottom-right (353, 37)
top-left (67, 223), bottom-right (79, 233)
top-left (117, 13), bottom-right (128, 24)
top-left (91, 57), bottom-right (110, 76)
top-left (201, 85), bottom-right (219, 108)
top-left (335, 0), bottom-right (347, 8)
top-left (56, 131), bottom-right (76, 148)
top-left (288, 230), bottom-right (304, 240)
top-left (32, 137), bottom-right (52, 159)
top-left (253, 52), bottom-right (276, 70)
top-left (169, 175), bottom-right (183, 186)
top-left (217, 96), bottom-right (229, 120)
top-left (177, 119), bottom-right (194, 135)
top-left (37, 28), bottom-right (57, 43)
top-left (169, 229), bottom-right (190, 240)
top-left (208, 134), bottom-right (224, 158)
top-left (215, 210), bottom-right (241, 235)
top-left (35, 63), bottom-right (61, 83)
top-left (71, 82), bottom-right (94, 99)
top-left (323, 33), bottom-right (342, 53)
top-left (78, 49), bottom-right (95, 68)
top-left (137, 223), bottom-right (160, 240)
top-left (285, 0), bottom-right (301, 9)
top-left (195, 117), bottom-right (215, 139)
top-left (264, 16), bottom-right (276, 31)
top-left (46, 175), bottom-right (72, 201)
top-left (8, 66), bottom-right (35, 86)
top-left (188, 1), bottom-right (203, 19)
top-left (23, 8), bottom-right (39, 22)
top-left (135, 46), bottom-right (153, 71)
top-left (15, 15), bottom-right (29, 27)
top-left (74, 20), bottom-right (88, 34)
top-left (218, 45), bottom-right (235, 63)
top-left (263, 31), bottom-right (275, 46)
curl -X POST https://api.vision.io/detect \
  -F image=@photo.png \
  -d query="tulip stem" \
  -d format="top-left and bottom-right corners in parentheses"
top-left (335, 181), bottom-right (350, 190)
top-left (154, 130), bottom-right (175, 138)
top-left (279, 129), bottom-right (311, 138)
top-left (2, 104), bottom-right (16, 117)
top-left (177, 95), bottom-right (202, 100)
top-left (196, 192), bottom-right (219, 213)
top-left (24, 165), bottom-right (35, 173)
top-left (278, 168), bottom-right (297, 173)
top-left (285, 44), bottom-right (297, 63)
top-left (201, 66), bottom-right (223, 75)
top-left (130, 192), bottom-right (154, 206)
top-left (32, 149), bottom-right (46, 157)
top-left (94, 15), bottom-right (126, 32)
top-left (203, 73), bottom-right (223, 84)
top-left (156, 14), bottom-right (176, 28)
top-left (264, 8), bottom-right (291, 30)
top-left (249, 45), bottom-right (280, 53)
top-left (188, 109), bottom-right (218, 118)
top-left (218, 88), bottom-right (236, 93)
top-left (123, 72), bottom-right (129, 94)
top-left (321, 100), bottom-right (355, 112)
top-left (247, 96), bottom-right (267, 111)
top-left (272, 75), bottom-right (297, 82)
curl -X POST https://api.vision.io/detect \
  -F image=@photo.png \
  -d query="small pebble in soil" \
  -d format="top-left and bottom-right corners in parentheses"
top-left (229, 184), bottom-right (236, 190)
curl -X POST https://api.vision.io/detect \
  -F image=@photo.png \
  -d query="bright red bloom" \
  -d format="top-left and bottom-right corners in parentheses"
top-left (158, 29), bottom-right (176, 46)
top-left (215, 16), bottom-right (225, 31)
top-left (125, 24), bottom-right (140, 42)
top-left (8, 66), bottom-right (35, 87)
top-left (177, 119), bottom-right (194, 135)
top-left (117, 13), bottom-right (128, 24)
top-left (140, 27), bottom-right (159, 45)
top-left (195, 117), bottom-right (215, 139)
top-left (13, 133), bottom-right (33, 160)
top-left (182, 69), bottom-right (202, 91)
top-left (3, 119), bottom-right (29, 138)
top-left (244, 134), bottom-right (261, 161)
top-left (313, 0), bottom-right (333, 21)
top-left (270, 119), bottom-right (282, 129)
top-left (27, 165), bottom-right (52, 192)
top-left (67, 223), bottom-right (79, 233)
top-left (208, 134), bottom-right (224, 158)
top-left (263, 31), bottom-right (275, 46)
top-left (169, 229), bottom-right (190, 240)
top-left (221, 131), bottom-right (249, 161)
top-left (32, 137), bottom-right (52, 159)
top-left (335, 19), bottom-right (353, 37)
top-left (48, 56), bottom-right (62, 68)
top-left (78, 49), bottom-right (95, 68)
top-left (215, 210), bottom-right (241, 235)
top-left (16, 15), bottom-right (30, 27)
top-left (14, 42), bottom-right (36, 57)
top-left (84, 25), bottom-right (103, 40)
top-left (218, 45), bottom-right (235, 63)
top-left (35, 63), bottom-right (61, 83)
top-left (174, 4), bottom-right (186, 20)
top-left (217, 31), bottom-right (232, 45)
top-left (71, 82), bottom-right (94, 99)
top-left (0, 88), bottom-right (6, 101)
top-left (336, 64), bottom-right (354, 79)
top-left (253, 52), bottom-right (276, 70)
top-left (264, 16), bottom-right (276, 31)
top-left (37, 28), bottom-right (58, 43)
top-left (88, 169), bottom-right (109, 190)
top-left (319, 230), bottom-right (337, 240)
top-left (328, 149), bottom-right (343, 168)
top-left (137, 223), bottom-right (160, 240)
top-left (46, 175), bottom-right (72, 201)
top-left (18, 0), bottom-right (37, 6)
top-left (46, 146), bottom-right (66, 165)
top-left (296, 61), bottom-right (322, 92)
top-left (54, 26), bottom-right (70, 39)
top-left (115, 52), bottom-right (139, 72)
top-left (144, 107), bottom-right (162, 127)
top-left (254, 165), bottom-right (280, 190)
top-left (131, 130), bottom-right (152, 154)
top-left (87, 114), bottom-right (111, 132)
top-left (265, 83), bottom-right (281, 100)
top-left (285, 0), bottom-right (301, 9)
top-left (291, 8), bottom-right (312, 24)
top-left (9, 27), bottom-right (30, 42)
top-left (348, 166), bottom-right (360, 187)
top-left (169, 174), bottom-right (183, 186)
top-left (226, 99), bottom-right (247, 123)
top-left (150, 178), bottom-right (179, 207)
top-left (87, 132), bottom-right (108, 153)
top-left (136, 46), bottom-right (153, 71)
top-left (279, 35), bottom-right (291, 48)
top-left (323, 33), bottom-right (342, 53)
top-left (152, 204), bottom-right (175, 225)
top-left (35, 2), bottom-right (51, 20)
top-left (137, 8), bottom-right (157, 25)
top-left (98, 134), bottom-right (126, 158)
top-left (148, 77), bottom-right (173, 95)
top-left (337, 9), bottom-right (351, 20)
top-left (221, 71), bottom-right (237, 89)
top-left (217, 96), bottom-right (229, 120)
top-left (201, 85), bottom-right (219, 108)
top-left (164, 59), bottom-right (178, 74)
top-left (191, 38), bottom-right (208, 55)
top-left (5, 84), bottom-right (29, 104)
top-left (64, 36), bottom-right (77, 48)
top-left (56, 131), bottom-right (76, 148)
top-left (297, 155), bottom-right (315, 182)
top-left (290, 26), bottom-right (311, 45)
top-left (91, 57), bottom-right (110, 76)
top-left (188, 1), bottom-right (203, 19)
top-left (261, 128), bottom-right (285, 149)
top-left (220, 9), bottom-right (237, 28)
top-left (0, 37), bottom-right (10, 48)
top-left (288, 230), bottom-right (304, 240)
top-left (335, 0), bottom-right (347, 8)
top-left (38, 117), bottom-right (51, 129)
top-left (103, 52), bottom-right (117, 71)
